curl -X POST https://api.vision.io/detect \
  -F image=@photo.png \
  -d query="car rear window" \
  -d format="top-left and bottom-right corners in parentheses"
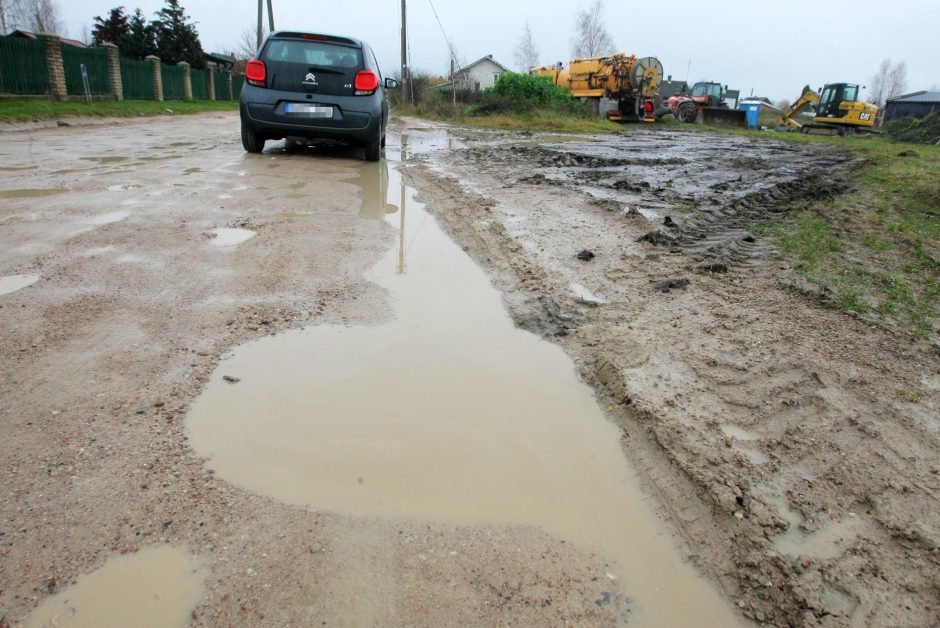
top-left (263, 40), bottom-right (362, 70)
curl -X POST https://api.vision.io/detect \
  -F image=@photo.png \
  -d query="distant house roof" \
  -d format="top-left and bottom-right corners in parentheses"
top-left (206, 52), bottom-right (236, 69)
top-left (456, 55), bottom-right (510, 75)
top-left (7, 29), bottom-right (88, 48)
top-left (887, 90), bottom-right (940, 104)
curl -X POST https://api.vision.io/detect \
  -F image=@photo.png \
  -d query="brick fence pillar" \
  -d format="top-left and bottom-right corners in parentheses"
top-left (225, 70), bottom-right (233, 100)
top-left (101, 43), bottom-right (123, 101)
top-left (37, 33), bottom-right (67, 100)
top-left (146, 55), bottom-right (163, 101)
top-left (207, 66), bottom-right (216, 101)
top-left (178, 61), bottom-right (192, 100)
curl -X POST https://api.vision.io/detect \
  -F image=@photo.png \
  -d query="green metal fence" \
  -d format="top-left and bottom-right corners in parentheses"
top-left (62, 45), bottom-right (110, 96)
top-left (214, 69), bottom-right (228, 99)
top-left (232, 75), bottom-right (245, 99)
top-left (120, 57), bottom-right (153, 100)
top-left (191, 67), bottom-right (209, 100)
top-left (0, 36), bottom-right (49, 95)
top-left (161, 63), bottom-right (185, 100)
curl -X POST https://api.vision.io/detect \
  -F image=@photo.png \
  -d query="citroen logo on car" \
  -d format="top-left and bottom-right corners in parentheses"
top-left (302, 73), bottom-right (318, 88)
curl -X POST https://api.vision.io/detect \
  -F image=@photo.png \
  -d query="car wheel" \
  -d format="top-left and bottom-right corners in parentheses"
top-left (241, 124), bottom-right (265, 154)
top-left (380, 132), bottom-right (386, 148)
top-left (364, 130), bottom-right (381, 162)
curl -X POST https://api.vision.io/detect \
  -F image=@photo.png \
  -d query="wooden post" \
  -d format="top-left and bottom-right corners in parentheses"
top-left (101, 42), bottom-right (123, 101)
top-left (38, 33), bottom-right (66, 100)
top-left (400, 0), bottom-right (408, 103)
top-left (208, 66), bottom-right (216, 101)
top-left (225, 70), bottom-right (233, 100)
top-left (178, 61), bottom-right (192, 100)
top-left (146, 55), bottom-right (163, 101)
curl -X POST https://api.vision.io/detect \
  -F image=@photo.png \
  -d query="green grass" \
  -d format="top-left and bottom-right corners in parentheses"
top-left (0, 99), bottom-right (239, 123)
top-left (761, 133), bottom-right (940, 337)
top-left (395, 104), bottom-right (620, 134)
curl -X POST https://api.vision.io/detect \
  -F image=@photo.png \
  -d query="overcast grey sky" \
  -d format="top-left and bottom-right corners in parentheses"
top-left (63, 0), bottom-right (937, 102)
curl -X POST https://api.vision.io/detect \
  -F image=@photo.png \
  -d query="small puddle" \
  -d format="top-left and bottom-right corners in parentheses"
top-left (720, 424), bottom-right (769, 465)
top-left (571, 281), bottom-right (607, 305)
top-left (80, 246), bottom-right (115, 257)
top-left (0, 165), bottom-right (39, 171)
top-left (87, 210), bottom-right (131, 226)
top-left (25, 546), bottom-right (204, 628)
top-left (209, 228), bottom-right (255, 247)
top-left (774, 513), bottom-right (868, 559)
top-left (187, 141), bottom-right (739, 625)
top-left (80, 156), bottom-right (127, 164)
top-left (0, 188), bottom-right (67, 199)
top-left (0, 274), bottom-right (41, 295)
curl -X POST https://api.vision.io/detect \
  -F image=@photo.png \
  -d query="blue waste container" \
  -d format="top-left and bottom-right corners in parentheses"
top-left (739, 102), bottom-right (762, 128)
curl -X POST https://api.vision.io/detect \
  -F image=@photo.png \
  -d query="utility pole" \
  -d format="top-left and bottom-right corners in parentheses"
top-left (257, 0), bottom-right (274, 50)
top-left (256, 0), bottom-right (263, 49)
top-left (401, 0), bottom-right (409, 105)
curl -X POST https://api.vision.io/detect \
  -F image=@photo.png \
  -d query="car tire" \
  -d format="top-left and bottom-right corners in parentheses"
top-left (364, 130), bottom-right (381, 162)
top-left (241, 124), bottom-right (265, 154)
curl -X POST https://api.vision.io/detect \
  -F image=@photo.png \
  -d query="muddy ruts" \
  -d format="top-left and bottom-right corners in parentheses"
top-left (638, 164), bottom-right (855, 266)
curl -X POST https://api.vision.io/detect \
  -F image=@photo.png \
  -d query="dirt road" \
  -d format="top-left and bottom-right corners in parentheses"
top-left (0, 113), bottom-right (937, 627)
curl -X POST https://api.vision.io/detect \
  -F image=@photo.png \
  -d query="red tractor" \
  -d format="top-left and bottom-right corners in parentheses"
top-left (665, 81), bottom-right (745, 127)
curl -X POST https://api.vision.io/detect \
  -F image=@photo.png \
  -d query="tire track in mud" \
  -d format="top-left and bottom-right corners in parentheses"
top-left (462, 138), bottom-right (855, 270)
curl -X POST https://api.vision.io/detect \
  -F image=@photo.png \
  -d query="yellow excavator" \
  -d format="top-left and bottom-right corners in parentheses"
top-left (779, 83), bottom-right (878, 135)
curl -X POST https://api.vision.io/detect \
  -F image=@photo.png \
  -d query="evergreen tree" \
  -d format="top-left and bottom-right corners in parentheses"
top-left (152, 0), bottom-right (205, 69)
top-left (119, 8), bottom-right (156, 59)
top-left (91, 6), bottom-right (130, 47)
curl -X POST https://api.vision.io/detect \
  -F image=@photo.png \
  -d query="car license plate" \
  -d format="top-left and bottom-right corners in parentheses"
top-left (284, 103), bottom-right (333, 118)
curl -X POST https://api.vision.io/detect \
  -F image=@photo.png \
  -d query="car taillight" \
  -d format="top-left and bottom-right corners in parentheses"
top-left (246, 59), bottom-right (266, 87)
top-left (354, 70), bottom-right (379, 95)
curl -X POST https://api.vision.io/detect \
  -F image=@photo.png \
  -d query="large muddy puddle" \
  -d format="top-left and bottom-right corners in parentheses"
top-left (187, 135), bottom-right (740, 625)
top-left (25, 546), bottom-right (204, 628)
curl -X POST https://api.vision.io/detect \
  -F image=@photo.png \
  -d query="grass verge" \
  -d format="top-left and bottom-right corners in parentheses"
top-left (760, 133), bottom-right (939, 338)
top-left (0, 99), bottom-right (238, 123)
top-left (394, 104), bottom-right (620, 134)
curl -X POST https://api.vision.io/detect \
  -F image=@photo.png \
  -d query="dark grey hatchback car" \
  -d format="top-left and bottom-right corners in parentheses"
top-left (239, 31), bottom-right (397, 161)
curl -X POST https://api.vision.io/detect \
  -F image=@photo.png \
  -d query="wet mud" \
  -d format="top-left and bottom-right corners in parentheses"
top-left (2, 112), bottom-right (937, 628)
top-left (187, 155), bottom-right (740, 625)
top-left (402, 120), bottom-right (940, 627)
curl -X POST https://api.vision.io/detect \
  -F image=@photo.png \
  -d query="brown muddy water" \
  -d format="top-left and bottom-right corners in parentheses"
top-left (25, 546), bottom-right (204, 628)
top-left (186, 134), bottom-right (742, 626)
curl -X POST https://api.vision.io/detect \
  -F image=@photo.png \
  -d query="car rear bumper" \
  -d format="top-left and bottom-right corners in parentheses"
top-left (240, 85), bottom-right (383, 144)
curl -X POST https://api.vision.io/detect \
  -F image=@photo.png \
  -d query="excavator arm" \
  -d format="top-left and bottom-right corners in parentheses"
top-left (778, 85), bottom-right (820, 129)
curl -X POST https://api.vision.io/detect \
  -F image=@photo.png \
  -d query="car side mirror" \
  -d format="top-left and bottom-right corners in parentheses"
top-left (385, 78), bottom-right (399, 89)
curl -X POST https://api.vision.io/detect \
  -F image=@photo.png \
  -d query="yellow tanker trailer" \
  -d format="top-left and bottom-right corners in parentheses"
top-left (532, 54), bottom-right (664, 122)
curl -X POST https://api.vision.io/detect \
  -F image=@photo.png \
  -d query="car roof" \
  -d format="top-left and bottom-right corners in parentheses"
top-left (267, 31), bottom-right (366, 49)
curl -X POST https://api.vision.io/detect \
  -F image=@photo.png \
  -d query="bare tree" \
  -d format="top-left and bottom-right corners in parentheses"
top-left (5, 0), bottom-right (63, 34)
top-left (571, 0), bottom-right (615, 59)
top-left (233, 24), bottom-right (266, 61)
top-left (514, 20), bottom-right (540, 72)
top-left (870, 58), bottom-right (908, 108)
